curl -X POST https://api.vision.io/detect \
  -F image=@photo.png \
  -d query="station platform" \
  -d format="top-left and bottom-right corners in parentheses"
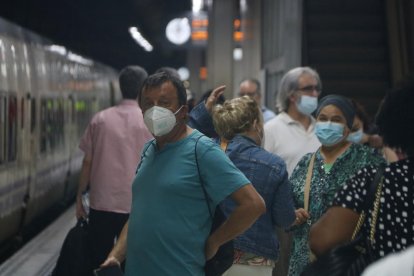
top-left (0, 205), bottom-right (76, 276)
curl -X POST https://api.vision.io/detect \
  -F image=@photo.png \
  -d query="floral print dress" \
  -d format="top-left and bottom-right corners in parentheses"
top-left (287, 143), bottom-right (385, 276)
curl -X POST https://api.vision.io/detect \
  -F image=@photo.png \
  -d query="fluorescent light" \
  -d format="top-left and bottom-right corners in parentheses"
top-left (166, 18), bottom-right (191, 45)
top-left (45, 44), bottom-right (67, 56)
top-left (67, 52), bottom-right (94, 66)
top-left (233, 47), bottom-right (243, 61)
top-left (240, 0), bottom-right (248, 13)
top-left (129, 27), bottom-right (153, 52)
top-left (192, 0), bottom-right (203, 13)
top-left (178, 67), bottom-right (190, 80)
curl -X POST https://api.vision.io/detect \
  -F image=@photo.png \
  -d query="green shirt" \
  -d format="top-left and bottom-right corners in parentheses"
top-left (125, 130), bottom-right (249, 276)
top-left (288, 143), bottom-right (385, 276)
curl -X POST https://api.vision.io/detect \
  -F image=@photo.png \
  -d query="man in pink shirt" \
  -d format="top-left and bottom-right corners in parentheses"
top-left (76, 66), bottom-right (152, 273)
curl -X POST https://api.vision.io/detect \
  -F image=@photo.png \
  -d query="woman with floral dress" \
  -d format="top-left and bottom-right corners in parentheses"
top-left (308, 81), bottom-right (414, 272)
top-left (287, 95), bottom-right (385, 276)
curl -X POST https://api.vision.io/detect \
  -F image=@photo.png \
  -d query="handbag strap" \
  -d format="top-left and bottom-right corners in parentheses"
top-left (369, 180), bottom-right (383, 242)
top-left (351, 165), bottom-right (385, 241)
top-left (304, 152), bottom-right (317, 212)
top-left (195, 135), bottom-right (214, 219)
top-left (135, 139), bottom-right (155, 174)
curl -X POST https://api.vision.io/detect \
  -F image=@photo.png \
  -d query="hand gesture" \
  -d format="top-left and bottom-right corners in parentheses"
top-left (75, 196), bottom-right (87, 219)
top-left (205, 85), bottom-right (226, 113)
top-left (293, 208), bottom-right (310, 226)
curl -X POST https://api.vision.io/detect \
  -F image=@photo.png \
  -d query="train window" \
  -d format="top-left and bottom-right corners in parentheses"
top-left (8, 96), bottom-right (17, 162)
top-left (0, 95), bottom-right (5, 164)
top-left (49, 99), bottom-right (56, 150)
top-left (57, 98), bottom-right (64, 145)
top-left (40, 98), bottom-right (47, 153)
top-left (75, 99), bottom-right (87, 133)
top-left (21, 97), bottom-right (25, 129)
top-left (40, 97), bottom-right (66, 153)
top-left (31, 98), bottom-right (36, 133)
top-left (48, 99), bottom-right (56, 150)
top-left (67, 98), bottom-right (72, 124)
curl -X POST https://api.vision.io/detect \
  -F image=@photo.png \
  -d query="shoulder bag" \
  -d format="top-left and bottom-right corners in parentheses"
top-left (52, 218), bottom-right (90, 276)
top-left (304, 152), bottom-right (317, 262)
top-left (302, 164), bottom-right (385, 276)
top-left (195, 136), bottom-right (234, 276)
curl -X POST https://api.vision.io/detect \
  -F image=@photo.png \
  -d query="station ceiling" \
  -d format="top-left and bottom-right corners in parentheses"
top-left (1, 0), bottom-right (192, 73)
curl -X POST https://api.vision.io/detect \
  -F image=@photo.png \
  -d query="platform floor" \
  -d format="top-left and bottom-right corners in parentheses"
top-left (0, 205), bottom-right (76, 276)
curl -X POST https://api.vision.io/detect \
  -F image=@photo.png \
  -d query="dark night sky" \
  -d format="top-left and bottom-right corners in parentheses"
top-left (0, 0), bottom-right (192, 73)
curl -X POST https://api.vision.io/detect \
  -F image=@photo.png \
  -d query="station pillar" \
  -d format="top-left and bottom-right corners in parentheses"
top-left (187, 49), bottom-right (203, 101)
top-left (206, 0), bottom-right (236, 99)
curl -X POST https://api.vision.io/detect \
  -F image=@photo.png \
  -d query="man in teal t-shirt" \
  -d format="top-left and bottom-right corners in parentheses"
top-left (101, 71), bottom-right (266, 276)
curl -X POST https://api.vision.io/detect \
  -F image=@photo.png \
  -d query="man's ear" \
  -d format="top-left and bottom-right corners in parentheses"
top-left (289, 92), bottom-right (298, 104)
top-left (181, 105), bottom-right (189, 119)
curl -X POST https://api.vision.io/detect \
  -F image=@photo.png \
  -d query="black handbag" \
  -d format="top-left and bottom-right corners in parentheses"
top-left (195, 136), bottom-right (234, 276)
top-left (302, 165), bottom-right (384, 276)
top-left (52, 218), bottom-right (90, 276)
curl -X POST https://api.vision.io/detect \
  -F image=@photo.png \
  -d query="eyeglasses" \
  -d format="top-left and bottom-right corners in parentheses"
top-left (297, 85), bottom-right (321, 94)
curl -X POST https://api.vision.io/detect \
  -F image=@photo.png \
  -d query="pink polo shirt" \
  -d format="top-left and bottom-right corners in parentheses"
top-left (79, 100), bottom-right (152, 213)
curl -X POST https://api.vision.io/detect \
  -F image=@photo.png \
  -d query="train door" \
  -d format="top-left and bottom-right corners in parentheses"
top-left (0, 93), bottom-right (6, 165)
top-left (0, 93), bottom-right (18, 164)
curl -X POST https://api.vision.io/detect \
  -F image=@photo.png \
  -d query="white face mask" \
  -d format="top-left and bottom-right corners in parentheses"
top-left (144, 105), bottom-right (183, 136)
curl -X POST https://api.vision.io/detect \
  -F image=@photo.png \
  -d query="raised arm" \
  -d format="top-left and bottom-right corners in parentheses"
top-left (188, 85), bottom-right (226, 137)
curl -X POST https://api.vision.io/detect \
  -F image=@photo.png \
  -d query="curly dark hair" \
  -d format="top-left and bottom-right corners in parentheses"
top-left (375, 81), bottom-right (414, 156)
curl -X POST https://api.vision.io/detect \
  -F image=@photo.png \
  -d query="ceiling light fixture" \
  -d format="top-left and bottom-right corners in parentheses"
top-left (129, 27), bottom-right (153, 52)
top-left (165, 18), bottom-right (191, 45)
top-left (192, 0), bottom-right (203, 14)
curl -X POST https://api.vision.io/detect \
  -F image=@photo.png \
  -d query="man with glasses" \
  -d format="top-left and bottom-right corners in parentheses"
top-left (239, 78), bottom-right (276, 123)
top-left (263, 67), bottom-right (321, 276)
top-left (264, 67), bottom-right (321, 175)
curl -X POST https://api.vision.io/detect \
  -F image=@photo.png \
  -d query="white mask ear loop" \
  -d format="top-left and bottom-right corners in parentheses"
top-left (173, 105), bottom-right (185, 126)
top-left (174, 105), bottom-right (184, 115)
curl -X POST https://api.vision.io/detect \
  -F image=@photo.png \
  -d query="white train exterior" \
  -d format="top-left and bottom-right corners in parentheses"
top-left (0, 17), bottom-right (121, 247)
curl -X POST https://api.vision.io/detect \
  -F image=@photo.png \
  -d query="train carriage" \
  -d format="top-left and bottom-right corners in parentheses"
top-left (0, 16), bottom-right (121, 249)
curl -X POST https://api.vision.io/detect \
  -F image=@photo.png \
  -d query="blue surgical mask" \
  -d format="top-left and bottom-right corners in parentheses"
top-left (296, 95), bottom-right (318, 115)
top-left (315, 121), bottom-right (345, 146)
top-left (347, 129), bottom-right (364, 143)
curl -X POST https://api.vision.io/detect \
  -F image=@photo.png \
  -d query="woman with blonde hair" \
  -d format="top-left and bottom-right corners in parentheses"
top-left (211, 96), bottom-right (296, 276)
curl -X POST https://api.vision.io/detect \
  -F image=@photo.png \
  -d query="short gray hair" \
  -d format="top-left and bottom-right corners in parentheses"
top-left (276, 67), bottom-right (321, 112)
